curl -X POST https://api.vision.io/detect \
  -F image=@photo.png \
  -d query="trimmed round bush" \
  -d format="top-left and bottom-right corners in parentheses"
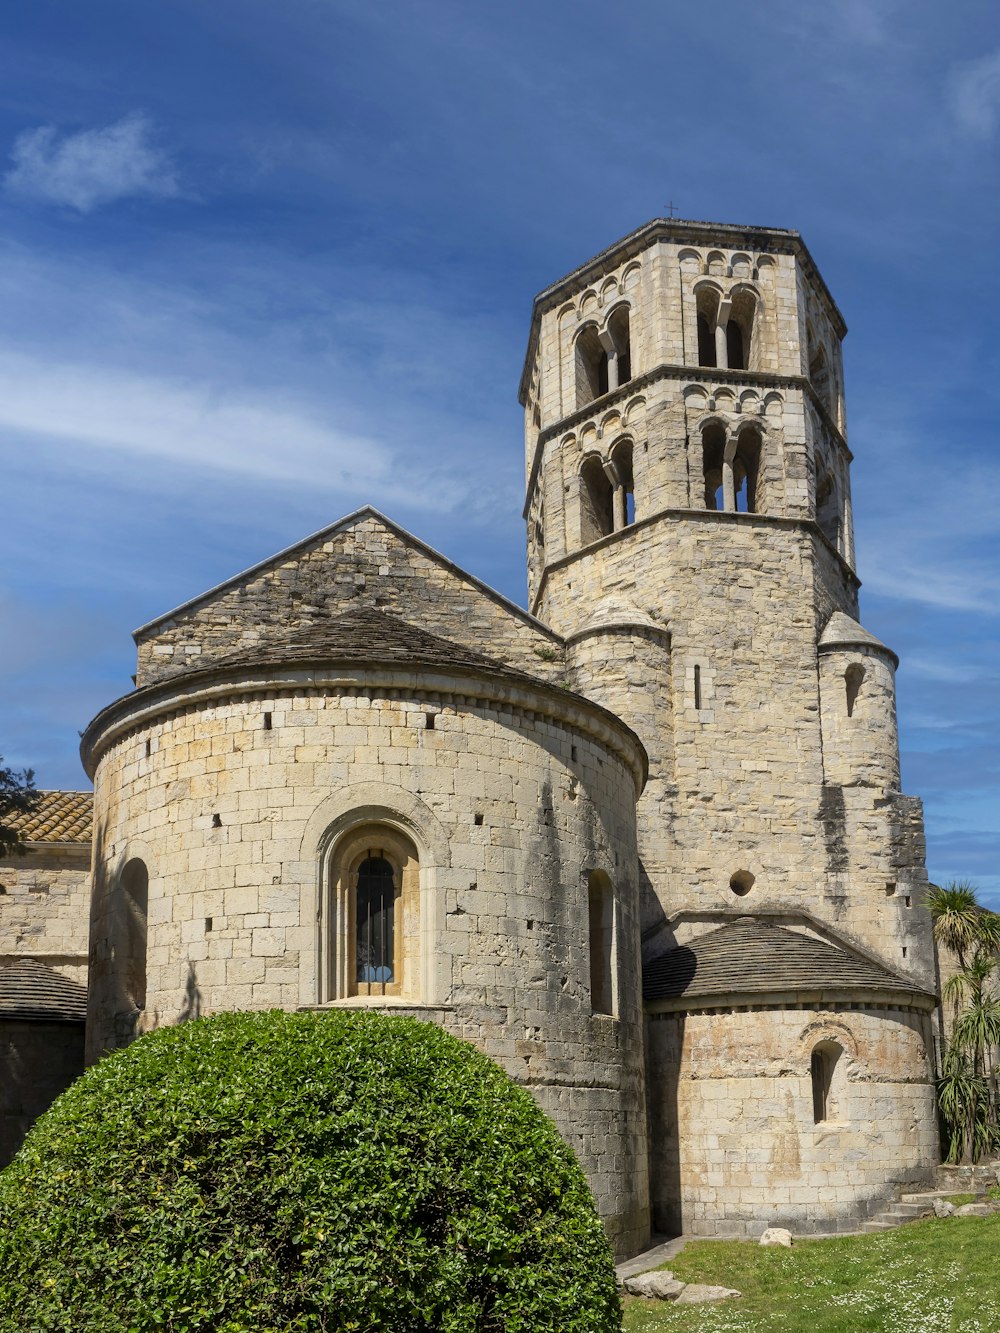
top-left (0, 1010), bottom-right (621, 1332)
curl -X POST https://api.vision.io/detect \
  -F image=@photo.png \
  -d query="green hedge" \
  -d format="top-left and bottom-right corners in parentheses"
top-left (0, 1009), bottom-right (621, 1332)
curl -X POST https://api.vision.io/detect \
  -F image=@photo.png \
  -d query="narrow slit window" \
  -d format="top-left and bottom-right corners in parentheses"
top-left (693, 664), bottom-right (702, 710)
top-left (587, 870), bottom-right (614, 1015)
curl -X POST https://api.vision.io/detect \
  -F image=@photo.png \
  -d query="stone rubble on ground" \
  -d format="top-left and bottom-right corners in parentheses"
top-left (621, 1270), bottom-right (741, 1303)
top-left (759, 1227), bottom-right (793, 1247)
top-left (955, 1203), bottom-right (992, 1218)
top-left (933, 1199), bottom-right (957, 1218)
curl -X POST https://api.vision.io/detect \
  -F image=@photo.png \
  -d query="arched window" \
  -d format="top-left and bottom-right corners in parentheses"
top-left (610, 439), bottom-right (635, 529)
top-left (810, 1040), bottom-right (843, 1123)
top-left (587, 870), bottom-right (614, 1015)
top-left (845, 664), bottom-right (865, 717)
top-left (728, 288), bottom-right (757, 371)
top-left (580, 455), bottom-right (614, 544)
top-left (355, 856), bottom-right (396, 986)
top-left (816, 466), bottom-right (841, 548)
top-left (606, 305), bottom-right (632, 387)
top-left (696, 287), bottom-right (721, 368)
top-left (809, 342), bottom-right (834, 418)
top-left (702, 424), bottom-right (726, 510)
top-left (732, 430), bottom-right (760, 513)
top-left (575, 326), bottom-right (608, 407)
top-left (325, 824), bottom-right (419, 1001)
top-left (119, 858), bottom-right (148, 1013)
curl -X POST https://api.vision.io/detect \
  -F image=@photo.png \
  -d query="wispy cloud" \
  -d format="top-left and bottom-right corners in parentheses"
top-left (4, 112), bottom-right (179, 212)
top-left (948, 49), bottom-right (1000, 139)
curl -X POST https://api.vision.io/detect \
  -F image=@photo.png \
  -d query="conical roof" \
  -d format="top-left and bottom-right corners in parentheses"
top-left (0, 959), bottom-right (87, 1023)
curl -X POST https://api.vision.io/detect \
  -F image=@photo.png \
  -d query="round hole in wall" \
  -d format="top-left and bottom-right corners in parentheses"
top-left (730, 869), bottom-right (755, 897)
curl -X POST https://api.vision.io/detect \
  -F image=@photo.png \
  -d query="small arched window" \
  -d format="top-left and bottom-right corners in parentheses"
top-left (810, 1040), bottom-right (843, 1123)
top-left (845, 664), bottom-right (865, 718)
top-left (119, 858), bottom-right (148, 1013)
top-left (580, 456), bottom-right (614, 544)
top-left (587, 870), bottom-right (614, 1015)
top-left (575, 326), bottom-right (608, 407)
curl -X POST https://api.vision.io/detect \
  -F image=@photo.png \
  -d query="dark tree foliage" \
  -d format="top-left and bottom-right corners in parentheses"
top-left (0, 1009), bottom-right (622, 1333)
top-left (0, 754), bottom-right (40, 859)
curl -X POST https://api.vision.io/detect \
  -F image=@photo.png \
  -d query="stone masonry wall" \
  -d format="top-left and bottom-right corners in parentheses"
top-left (87, 676), bottom-right (650, 1257)
top-left (647, 1003), bottom-right (939, 1237)
top-left (0, 845), bottom-right (91, 985)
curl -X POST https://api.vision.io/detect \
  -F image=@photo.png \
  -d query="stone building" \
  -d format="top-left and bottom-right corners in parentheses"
top-left (7, 218), bottom-right (940, 1252)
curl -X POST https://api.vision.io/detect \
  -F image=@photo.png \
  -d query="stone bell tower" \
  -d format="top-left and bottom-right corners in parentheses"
top-left (518, 219), bottom-right (933, 992)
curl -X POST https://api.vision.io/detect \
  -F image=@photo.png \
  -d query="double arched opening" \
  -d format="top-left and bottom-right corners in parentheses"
top-left (323, 823), bottom-right (419, 1002)
top-left (579, 439), bottom-right (636, 545)
top-left (696, 283), bottom-right (757, 372)
top-left (575, 305), bottom-right (632, 409)
top-left (702, 423), bottom-right (762, 513)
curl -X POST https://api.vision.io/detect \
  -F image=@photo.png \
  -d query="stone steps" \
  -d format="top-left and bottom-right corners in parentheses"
top-left (859, 1190), bottom-right (946, 1234)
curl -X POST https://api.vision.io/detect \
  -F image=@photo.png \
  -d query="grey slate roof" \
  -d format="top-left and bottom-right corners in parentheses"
top-left (643, 917), bottom-right (929, 1005)
top-left (210, 606), bottom-right (549, 688)
top-left (0, 959), bottom-right (87, 1023)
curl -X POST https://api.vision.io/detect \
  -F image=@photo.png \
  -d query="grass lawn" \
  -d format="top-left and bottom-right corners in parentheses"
top-left (622, 1212), bottom-right (1000, 1332)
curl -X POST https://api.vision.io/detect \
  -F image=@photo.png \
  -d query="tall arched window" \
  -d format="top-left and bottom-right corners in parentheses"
top-left (325, 824), bottom-right (419, 1002)
top-left (816, 465), bottom-right (841, 549)
top-left (575, 326), bottom-right (608, 407)
top-left (732, 430), bottom-right (761, 513)
top-left (610, 439), bottom-right (635, 529)
top-left (587, 870), bottom-right (614, 1015)
top-left (119, 858), bottom-right (148, 1014)
top-left (606, 305), bottom-right (632, 387)
top-left (702, 424), bottom-right (726, 510)
top-left (355, 856), bottom-right (396, 986)
top-left (696, 287), bottom-right (721, 368)
top-left (845, 664), bottom-right (865, 717)
top-left (579, 455), bottom-right (614, 544)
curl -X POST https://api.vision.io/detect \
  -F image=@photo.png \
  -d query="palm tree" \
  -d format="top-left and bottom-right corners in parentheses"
top-left (929, 881), bottom-right (1000, 1163)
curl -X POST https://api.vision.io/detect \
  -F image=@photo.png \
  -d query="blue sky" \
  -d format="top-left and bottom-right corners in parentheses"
top-left (1, 0), bottom-right (998, 905)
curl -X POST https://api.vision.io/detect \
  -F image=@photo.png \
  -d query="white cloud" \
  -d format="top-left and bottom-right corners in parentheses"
top-left (4, 113), bottom-right (179, 212)
top-left (948, 49), bottom-right (1000, 139)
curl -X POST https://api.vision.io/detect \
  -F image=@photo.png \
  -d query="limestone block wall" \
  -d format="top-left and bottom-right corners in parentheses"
top-left (135, 514), bottom-right (564, 690)
top-left (0, 845), bottom-right (91, 985)
top-left (83, 668), bottom-right (651, 1257)
top-left (543, 517), bottom-right (829, 913)
top-left (647, 1002), bottom-right (939, 1237)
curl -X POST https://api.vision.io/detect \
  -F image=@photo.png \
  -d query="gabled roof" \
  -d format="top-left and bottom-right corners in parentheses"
top-left (4, 790), bottom-right (93, 844)
top-left (643, 916), bottom-right (933, 1008)
top-left (211, 605), bottom-right (543, 689)
top-left (0, 959), bottom-right (87, 1023)
top-left (133, 506), bottom-right (556, 645)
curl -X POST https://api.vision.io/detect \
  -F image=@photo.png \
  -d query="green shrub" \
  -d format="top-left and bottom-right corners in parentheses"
top-left (0, 1009), bottom-right (620, 1332)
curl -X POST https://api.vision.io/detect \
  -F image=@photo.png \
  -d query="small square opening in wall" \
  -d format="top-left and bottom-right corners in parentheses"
top-left (205, 917), bottom-right (213, 933)
top-left (474, 813), bottom-right (484, 827)
top-left (425, 712), bottom-right (436, 730)
top-left (211, 813), bottom-right (222, 828)
top-left (885, 882), bottom-right (896, 896)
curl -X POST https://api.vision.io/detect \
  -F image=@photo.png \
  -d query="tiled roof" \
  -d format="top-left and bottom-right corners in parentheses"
top-left (0, 959), bottom-right (87, 1022)
top-left (643, 916), bottom-right (928, 1004)
top-left (210, 606), bottom-right (547, 688)
top-left (4, 790), bottom-right (93, 844)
